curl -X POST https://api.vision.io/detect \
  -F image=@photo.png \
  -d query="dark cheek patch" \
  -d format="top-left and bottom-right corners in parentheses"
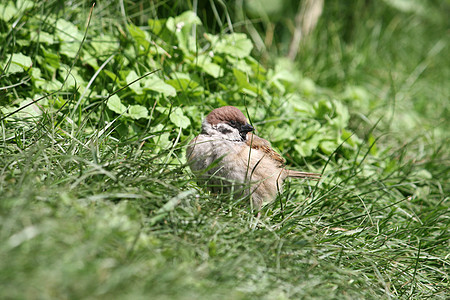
top-left (218, 127), bottom-right (232, 135)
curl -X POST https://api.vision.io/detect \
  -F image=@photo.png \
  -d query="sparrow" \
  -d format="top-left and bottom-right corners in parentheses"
top-left (187, 106), bottom-right (320, 209)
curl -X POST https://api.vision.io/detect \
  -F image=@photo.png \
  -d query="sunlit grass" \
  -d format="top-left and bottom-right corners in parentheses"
top-left (1, 0), bottom-right (448, 299)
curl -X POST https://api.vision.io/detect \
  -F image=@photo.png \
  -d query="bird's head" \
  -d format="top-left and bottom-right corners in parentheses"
top-left (202, 106), bottom-right (254, 142)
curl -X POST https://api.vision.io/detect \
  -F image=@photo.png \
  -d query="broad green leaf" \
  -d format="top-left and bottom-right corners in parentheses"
top-left (126, 71), bottom-right (143, 94)
top-left (227, 56), bottom-right (253, 73)
top-left (31, 67), bottom-right (42, 80)
top-left (319, 141), bottom-right (337, 155)
top-left (148, 18), bottom-right (166, 35)
top-left (344, 85), bottom-right (370, 103)
top-left (2, 53), bottom-right (32, 73)
top-left (328, 100), bottom-right (350, 129)
top-left (35, 79), bottom-right (61, 91)
top-left (152, 124), bottom-right (171, 148)
top-left (201, 62), bottom-right (222, 78)
top-left (166, 77), bottom-right (203, 95)
top-left (30, 31), bottom-right (55, 44)
top-left (91, 35), bottom-right (119, 54)
top-left (59, 66), bottom-right (85, 89)
top-left (298, 78), bottom-right (316, 95)
top-left (169, 108), bottom-right (191, 129)
top-left (166, 11), bottom-right (202, 33)
top-left (0, 3), bottom-right (17, 22)
top-left (3, 63), bottom-right (22, 74)
top-left (270, 126), bottom-right (293, 142)
top-left (82, 51), bottom-right (99, 69)
top-left (60, 41), bottom-right (81, 58)
top-left (16, 0), bottom-right (34, 11)
top-left (233, 68), bottom-right (249, 88)
top-left (286, 94), bottom-right (314, 115)
top-left (195, 55), bottom-right (222, 78)
top-left (127, 24), bottom-right (150, 51)
top-left (413, 169), bottom-right (432, 180)
top-left (41, 48), bottom-right (60, 70)
top-left (166, 11), bottom-right (201, 53)
top-left (214, 33), bottom-right (253, 58)
top-left (233, 68), bottom-right (259, 96)
top-left (9, 53), bottom-right (32, 69)
top-left (128, 105), bottom-right (148, 119)
top-left (294, 143), bottom-right (313, 157)
top-left (107, 95), bottom-right (127, 114)
top-left (143, 77), bottom-right (177, 97)
top-left (56, 19), bottom-right (83, 42)
top-left (15, 98), bottom-right (43, 118)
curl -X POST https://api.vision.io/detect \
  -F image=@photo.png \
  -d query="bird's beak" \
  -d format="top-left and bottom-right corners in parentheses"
top-left (239, 123), bottom-right (254, 141)
top-left (241, 123), bottom-right (254, 133)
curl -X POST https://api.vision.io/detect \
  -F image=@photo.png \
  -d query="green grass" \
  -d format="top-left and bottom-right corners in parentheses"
top-left (1, 0), bottom-right (448, 299)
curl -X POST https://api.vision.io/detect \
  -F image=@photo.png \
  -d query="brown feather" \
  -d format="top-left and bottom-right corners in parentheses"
top-left (285, 169), bottom-right (321, 180)
top-left (245, 133), bottom-right (285, 166)
top-left (246, 133), bottom-right (321, 180)
top-left (206, 106), bottom-right (248, 126)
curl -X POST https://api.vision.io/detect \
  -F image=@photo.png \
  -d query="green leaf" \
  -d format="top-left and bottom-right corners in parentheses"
top-left (107, 95), bottom-right (127, 115)
top-left (56, 19), bottom-right (83, 42)
top-left (166, 11), bottom-right (202, 33)
top-left (214, 33), bottom-right (253, 58)
top-left (0, 3), bottom-right (17, 22)
top-left (195, 54), bottom-right (222, 78)
top-left (91, 35), bottom-right (119, 54)
top-left (128, 105), bottom-right (148, 119)
top-left (143, 77), bottom-right (177, 97)
top-left (286, 94), bottom-right (314, 115)
top-left (169, 108), bottom-right (191, 129)
top-left (126, 71), bottom-right (143, 94)
top-left (30, 31), bottom-right (55, 44)
top-left (233, 68), bottom-right (249, 88)
top-left (298, 78), bottom-right (316, 95)
top-left (2, 53), bottom-right (32, 74)
top-left (233, 68), bottom-right (258, 96)
top-left (319, 141), bottom-right (337, 155)
top-left (16, 0), bottom-right (34, 11)
top-left (413, 169), bottom-right (432, 180)
top-left (60, 41), bottom-right (81, 58)
top-left (148, 18), bottom-right (166, 35)
top-left (166, 11), bottom-right (202, 53)
top-left (9, 53), bottom-right (32, 69)
top-left (127, 24), bottom-right (150, 51)
top-left (59, 66), bottom-right (85, 89)
top-left (41, 48), bottom-right (60, 71)
top-left (166, 76), bottom-right (203, 95)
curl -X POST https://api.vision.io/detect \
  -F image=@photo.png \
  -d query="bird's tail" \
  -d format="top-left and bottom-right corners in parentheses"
top-left (285, 170), bottom-right (321, 180)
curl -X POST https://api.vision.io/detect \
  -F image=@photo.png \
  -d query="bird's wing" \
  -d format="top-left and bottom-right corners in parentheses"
top-left (246, 133), bottom-right (321, 180)
top-left (246, 133), bottom-right (286, 166)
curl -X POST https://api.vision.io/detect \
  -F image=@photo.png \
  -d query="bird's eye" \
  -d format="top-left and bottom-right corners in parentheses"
top-left (229, 120), bottom-right (237, 126)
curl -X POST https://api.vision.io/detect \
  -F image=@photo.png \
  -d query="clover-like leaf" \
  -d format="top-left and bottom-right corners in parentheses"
top-left (169, 108), bottom-right (191, 129)
top-left (128, 105), bottom-right (148, 119)
top-left (214, 33), bottom-right (253, 58)
top-left (126, 70), bottom-right (143, 94)
top-left (0, 3), bottom-right (17, 22)
top-left (195, 55), bottom-right (222, 78)
top-left (107, 95), bottom-right (127, 115)
top-left (143, 77), bottom-right (177, 97)
top-left (56, 18), bottom-right (83, 42)
top-left (9, 53), bottom-right (32, 69)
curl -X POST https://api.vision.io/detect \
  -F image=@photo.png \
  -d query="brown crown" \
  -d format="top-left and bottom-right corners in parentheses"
top-left (205, 106), bottom-right (248, 125)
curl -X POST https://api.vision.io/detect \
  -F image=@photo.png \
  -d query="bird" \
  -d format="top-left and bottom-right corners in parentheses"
top-left (187, 106), bottom-right (321, 209)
